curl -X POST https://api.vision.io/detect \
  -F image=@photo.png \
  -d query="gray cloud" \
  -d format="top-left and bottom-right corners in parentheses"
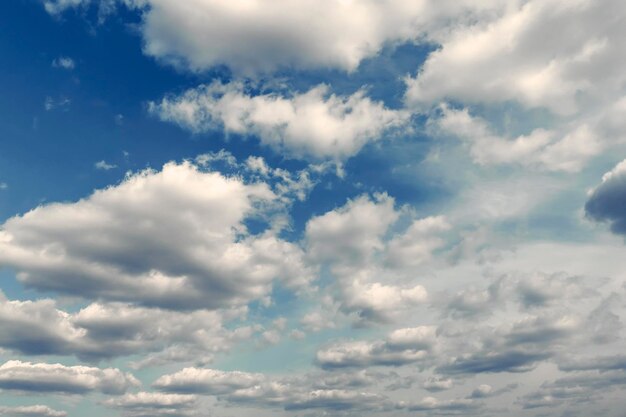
top-left (150, 82), bottom-right (408, 160)
top-left (0, 406), bottom-right (67, 417)
top-left (153, 368), bottom-right (265, 395)
top-left (316, 326), bottom-right (438, 369)
top-left (0, 162), bottom-right (312, 311)
top-left (395, 397), bottom-right (482, 414)
top-left (438, 315), bottom-right (578, 375)
top-left (103, 392), bottom-right (198, 417)
top-left (0, 294), bottom-right (258, 364)
top-left (44, 0), bottom-right (503, 76)
top-left (0, 361), bottom-right (138, 395)
top-left (153, 367), bottom-right (390, 412)
top-left (558, 355), bottom-right (626, 372)
top-left (585, 159), bottom-right (626, 235)
top-left (519, 369), bottom-right (626, 409)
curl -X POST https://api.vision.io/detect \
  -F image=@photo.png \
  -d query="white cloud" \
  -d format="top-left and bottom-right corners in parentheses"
top-left (422, 377), bottom-right (453, 392)
top-left (0, 162), bottom-right (312, 310)
top-left (153, 368), bottom-right (264, 394)
top-left (94, 160), bottom-right (117, 170)
top-left (153, 367), bottom-right (389, 412)
top-left (405, 0), bottom-right (626, 116)
top-left (0, 405), bottom-right (67, 417)
top-left (0, 292), bottom-right (256, 364)
top-left (150, 82), bottom-right (408, 160)
top-left (306, 194), bottom-right (399, 266)
top-left (384, 216), bottom-right (451, 268)
top-left (316, 326), bottom-right (438, 369)
top-left (0, 360), bottom-right (138, 395)
top-left (51, 57), bottom-right (75, 70)
top-left (45, 0), bottom-right (510, 75)
top-left (104, 392), bottom-right (198, 417)
top-left (433, 106), bottom-right (602, 172)
top-left (304, 194), bottom-right (441, 325)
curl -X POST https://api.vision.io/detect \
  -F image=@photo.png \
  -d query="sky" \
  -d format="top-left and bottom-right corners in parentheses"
top-left (0, 1), bottom-right (626, 416)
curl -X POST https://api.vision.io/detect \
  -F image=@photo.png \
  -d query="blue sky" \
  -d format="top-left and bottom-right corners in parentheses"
top-left (1, 1), bottom-right (626, 417)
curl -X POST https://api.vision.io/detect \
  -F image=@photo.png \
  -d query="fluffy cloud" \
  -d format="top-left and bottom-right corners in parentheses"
top-left (104, 392), bottom-right (198, 417)
top-left (395, 397), bottom-right (480, 413)
top-left (0, 292), bottom-right (266, 365)
top-left (153, 368), bottom-right (264, 394)
top-left (0, 292), bottom-right (81, 356)
top-left (405, 0), bottom-right (626, 115)
top-left (0, 361), bottom-right (138, 395)
top-left (585, 159), bottom-right (626, 235)
top-left (442, 272), bottom-right (596, 319)
top-left (0, 406), bottom-right (67, 417)
top-left (153, 367), bottom-right (388, 412)
top-left (437, 315), bottom-right (579, 375)
top-left (304, 194), bottom-right (441, 325)
top-left (316, 326), bottom-right (438, 369)
top-left (150, 82), bottom-right (408, 160)
top-left (433, 106), bottom-right (602, 172)
top-left (44, 0), bottom-right (507, 75)
top-left (305, 194), bottom-right (399, 266)
top-left (0, 162), bottom-right (312, 310)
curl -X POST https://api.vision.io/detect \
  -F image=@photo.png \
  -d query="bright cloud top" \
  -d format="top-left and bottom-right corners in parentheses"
top-left (0, 162), bottom-right (312, 310)
top-left (45, 0), bottom-right (506, 75)
top-left (405, 0), bottom-right (626, 115)
top-left (150, 82), bottom-right (408, 160)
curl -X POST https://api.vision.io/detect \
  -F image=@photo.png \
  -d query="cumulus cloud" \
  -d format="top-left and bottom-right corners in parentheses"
top-left (0, 162), bottom-right (312, 310)
top-left (0, 406), bottom-right (67, 417)
top-left (316, 326), bottom-right (438, 369)
top-left (395, 396), bottom-right (480, 413)
top-left (441, 272), bottom-right (596, 319)
top-left (44, 0), bottom-right (506, 75)
top-left (585, 159), bottom-right (626, 235)
top-left (0, 291), bottom-right (266, 365)
top-left (405, 0), bottom-right (626, 115)
top-left (438, 315), bottom-right (579, 375)
top-left (154, 367), bottom-right (388, 412)
top-left (153, 368), bottom-right (264, 395)
top-left (433, 106), bottom-right (602, 172)
top-left (304, 194), bottom-right (441, 325)
top-left (422, 377), bottom-right (454, 392)
top-left (0, 360), bottom-right (138, 395)
top-left (150, 82), bottom-right (408, 160)
top-left (104, 392), bottom-right (198, 417)
top-left (305, 194), bottom-right (399, 266)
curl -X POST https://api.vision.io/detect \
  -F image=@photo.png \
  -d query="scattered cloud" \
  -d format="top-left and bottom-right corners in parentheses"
top-left (94, 160), bottom-right (117, 170)
top-left (585, 159), bottom-right (626, 235)
top-left (103, 392), bottom-right (198, 417)
top-left (51, 57), bottom-right (75, 70)
top-left (0, 162), bottom-right (312, 310)
top-left (0, 360), bottom-right (138, 395)
top-left (316, 326), bottom-right (438, 369)
top-left (150, 82), bottom-right (408, 160)
top-left (0, 405), bottom-right (67, 417)
top-left (44, 96), bottom-right (71, 111)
